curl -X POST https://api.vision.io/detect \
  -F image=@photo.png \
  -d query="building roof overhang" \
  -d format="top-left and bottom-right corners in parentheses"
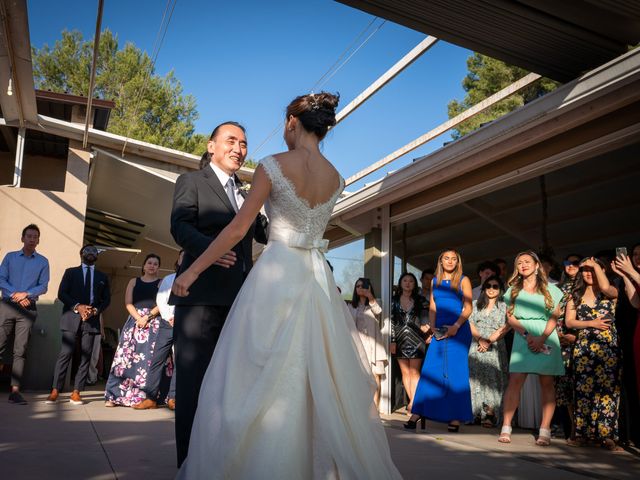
top-left (328, 47), bottom-right (640, 245)
top-left (337, 0), bottom-right (640, 82)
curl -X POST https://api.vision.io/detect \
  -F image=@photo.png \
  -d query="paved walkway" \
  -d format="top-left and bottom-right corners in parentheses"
top-left (1, 387), bottom-right (638, 479)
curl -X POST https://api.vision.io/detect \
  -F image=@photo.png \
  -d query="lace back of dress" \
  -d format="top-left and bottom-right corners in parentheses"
top-left (260, 156), bottom-right (344, 239)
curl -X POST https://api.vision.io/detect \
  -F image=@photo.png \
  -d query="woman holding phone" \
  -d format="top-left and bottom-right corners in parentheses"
top-left (565, 257), bottom-right (621, 450)
top-left (409, 249), bottom-right (473, 431)
top-left (499, 251), bottom-right (564, 446)
top-left (348, 278), bottom-right (387, 409)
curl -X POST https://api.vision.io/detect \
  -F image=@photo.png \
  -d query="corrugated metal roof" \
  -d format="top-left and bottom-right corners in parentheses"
top-left (337, 0), bottom-right (640, 81)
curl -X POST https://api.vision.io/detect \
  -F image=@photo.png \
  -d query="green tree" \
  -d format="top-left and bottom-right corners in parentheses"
top-left (447, 53), bottom-right (558, 139)
top-left (33, 29), bottom-right (206, 154)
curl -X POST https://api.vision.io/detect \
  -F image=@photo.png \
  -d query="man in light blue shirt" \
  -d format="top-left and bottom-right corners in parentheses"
top-left (0, 224), bottom-right (50, 405)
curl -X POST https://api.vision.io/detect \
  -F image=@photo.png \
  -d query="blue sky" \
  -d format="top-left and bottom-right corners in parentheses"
top-left (27, 0), bottom-right (473, 292)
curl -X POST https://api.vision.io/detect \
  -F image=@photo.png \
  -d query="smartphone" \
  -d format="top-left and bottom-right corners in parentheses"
top-left (360, 278), bottom-right (370, 290)
top-left (434, 326), bottom-right (448, 340)
top-left (616, 247), bottom-right (628, 258)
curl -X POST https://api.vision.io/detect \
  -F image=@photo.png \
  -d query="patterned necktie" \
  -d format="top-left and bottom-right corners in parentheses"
top-left (225, 178), bottom-right (239, 213)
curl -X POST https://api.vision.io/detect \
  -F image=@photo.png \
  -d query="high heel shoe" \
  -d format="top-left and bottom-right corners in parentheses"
top-left (404, 414), bottom-right (426, 430)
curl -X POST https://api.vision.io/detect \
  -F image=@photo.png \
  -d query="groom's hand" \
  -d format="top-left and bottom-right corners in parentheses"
top-left (214, 250), bottom-right (237, 268)
top-left (172, 270), bottom-right (200, 297)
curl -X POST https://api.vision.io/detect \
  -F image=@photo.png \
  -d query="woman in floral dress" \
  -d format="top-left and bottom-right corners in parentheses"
top-left (468, 275), bottom-right (510, 427)
top-left (105, 254), bottom-right (171, 407)
top-left (565, 257), bottom-right (622, 451)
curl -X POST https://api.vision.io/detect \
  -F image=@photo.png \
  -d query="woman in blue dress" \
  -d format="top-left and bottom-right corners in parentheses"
top-left (408, 249), bottom-right (473, 431)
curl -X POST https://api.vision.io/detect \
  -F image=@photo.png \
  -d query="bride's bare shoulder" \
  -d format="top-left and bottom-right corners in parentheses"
top-left (272, 151), bottom-right (339, 177)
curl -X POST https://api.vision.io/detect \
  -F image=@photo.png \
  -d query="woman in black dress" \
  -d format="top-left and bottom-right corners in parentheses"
top-left (390, 272), bottom-right (429, 415)
top-left (104, 254), bottom-right (170, 407)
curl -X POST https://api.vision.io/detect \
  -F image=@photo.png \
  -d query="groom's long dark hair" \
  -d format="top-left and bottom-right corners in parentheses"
top-left (200, 121), bottom-right (247, 167)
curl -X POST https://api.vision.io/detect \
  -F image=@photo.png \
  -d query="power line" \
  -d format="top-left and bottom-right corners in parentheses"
top-left (121, 0), bottom-right (178, 156)
top-left (310, 16), bottom-right (379, 92)
top-left (249, 17), bottom-right (386, 160)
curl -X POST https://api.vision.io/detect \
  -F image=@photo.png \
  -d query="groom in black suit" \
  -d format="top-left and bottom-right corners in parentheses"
top-left (170, 121), bottom-right (268, 466)
top-left (46, 245), bottom-right (110, 405)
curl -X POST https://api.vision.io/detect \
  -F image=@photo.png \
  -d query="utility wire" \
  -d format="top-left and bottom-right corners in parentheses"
top-left (121, 0), bottom-right (178, 156)
top-left (249, 18), bottom-right (386, 160)
top-left (310, 16), bottom-right (379, 92)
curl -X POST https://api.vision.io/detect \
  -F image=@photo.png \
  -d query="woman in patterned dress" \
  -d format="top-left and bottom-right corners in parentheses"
top-left (565, 257), bottom-right (622, 451)
top-left (104, 254), bottom-right (170, 407)
top-left (390, 272), bottom-right (429, 415)
top-left (555, 253), bottom-right (582, 439)
top-left (468, 275), bottom-right (510, 427)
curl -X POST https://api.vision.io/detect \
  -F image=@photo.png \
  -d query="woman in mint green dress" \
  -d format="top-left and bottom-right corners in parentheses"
top-left (498, 251), bottom-right (564, 446)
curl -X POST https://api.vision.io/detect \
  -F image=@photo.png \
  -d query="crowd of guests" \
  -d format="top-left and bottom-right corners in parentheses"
top-left (350, 245), bottom-right (640, 451)
top-left (3, 222), bottom-right (640, 452)
top-left (0, 223), bottom-right (180, 410)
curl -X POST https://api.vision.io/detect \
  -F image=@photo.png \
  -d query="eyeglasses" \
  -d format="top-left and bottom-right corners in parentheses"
top-left (485, 284), bottom-right (500, 290)
top-left (563, 260), bottom-right (580, 267)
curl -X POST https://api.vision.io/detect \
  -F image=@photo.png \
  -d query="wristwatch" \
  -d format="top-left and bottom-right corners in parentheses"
top-left (522, 330), bottom-right (529, 337)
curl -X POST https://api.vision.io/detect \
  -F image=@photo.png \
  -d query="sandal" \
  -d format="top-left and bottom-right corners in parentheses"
top-left (498, 426), bottom-right (512, 443)
top-left (104, 400), bottom-right (116, 408)
top-left (536, 428), bottom-right (551, 446)
top-left (602, 439), bottom-right (624, 452)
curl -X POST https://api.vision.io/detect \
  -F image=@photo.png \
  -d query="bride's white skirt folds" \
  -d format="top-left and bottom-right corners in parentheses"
top-left (176, 229), bottom-right (402, 479)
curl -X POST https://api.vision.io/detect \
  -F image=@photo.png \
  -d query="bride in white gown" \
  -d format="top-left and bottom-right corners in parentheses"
top-left (172, 93), bottom-right (402, 479)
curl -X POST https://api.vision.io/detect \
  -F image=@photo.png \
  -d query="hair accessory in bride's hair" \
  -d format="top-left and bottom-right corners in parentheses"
top-left (309, 94), bottom-right (320, 111)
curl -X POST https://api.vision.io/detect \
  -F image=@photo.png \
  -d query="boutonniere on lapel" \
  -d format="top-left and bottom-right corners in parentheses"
top-left (238, 183), bottom-right (251, 197)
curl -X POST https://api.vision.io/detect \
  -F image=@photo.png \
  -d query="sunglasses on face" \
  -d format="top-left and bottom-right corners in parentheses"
top-left (563, 260), bottom-right (580, 267)
top-left (484, 283), bottom-right (500, 290)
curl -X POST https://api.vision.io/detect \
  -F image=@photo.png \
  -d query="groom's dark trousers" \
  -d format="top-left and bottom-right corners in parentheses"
top-left (169, 166), bottom-right (267, 467)
top-left (173, 304), bottom-right (229, 463)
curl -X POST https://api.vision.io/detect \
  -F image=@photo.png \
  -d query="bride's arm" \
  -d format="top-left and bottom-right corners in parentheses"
top-left (173, 166), bottom-right (272, 296)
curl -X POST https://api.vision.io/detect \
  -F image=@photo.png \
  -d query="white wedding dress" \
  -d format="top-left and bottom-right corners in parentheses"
top-left (177, 156), bottom-right (402, 479)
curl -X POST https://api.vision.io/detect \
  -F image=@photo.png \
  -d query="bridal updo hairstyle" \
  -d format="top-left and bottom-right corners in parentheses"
top-left (286, 92), bottom-right (340, 140)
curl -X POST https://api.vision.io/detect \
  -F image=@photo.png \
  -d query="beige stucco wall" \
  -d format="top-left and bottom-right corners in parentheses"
top-left (0, 186), bottom-right (88, 389)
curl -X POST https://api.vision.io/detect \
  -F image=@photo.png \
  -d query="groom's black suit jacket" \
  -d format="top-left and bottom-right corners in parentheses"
top-left (58, 266), bottom-right (111, 334)
top-left (169, 166), bottom-right (268, 306)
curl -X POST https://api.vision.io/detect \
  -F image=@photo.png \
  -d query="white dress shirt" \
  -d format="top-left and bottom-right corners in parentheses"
top-left (156, 273), bottom-right (176, 321)
top-left (209, 162), bottom-right (245, 210)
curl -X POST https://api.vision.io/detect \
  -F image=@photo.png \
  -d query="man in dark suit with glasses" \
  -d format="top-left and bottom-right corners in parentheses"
top-left (45, 244), bottom-right (111, 405)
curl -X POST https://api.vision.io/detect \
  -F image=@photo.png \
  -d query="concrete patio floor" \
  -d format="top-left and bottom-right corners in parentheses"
top-left (1, 387), bottom-right (638, 479)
